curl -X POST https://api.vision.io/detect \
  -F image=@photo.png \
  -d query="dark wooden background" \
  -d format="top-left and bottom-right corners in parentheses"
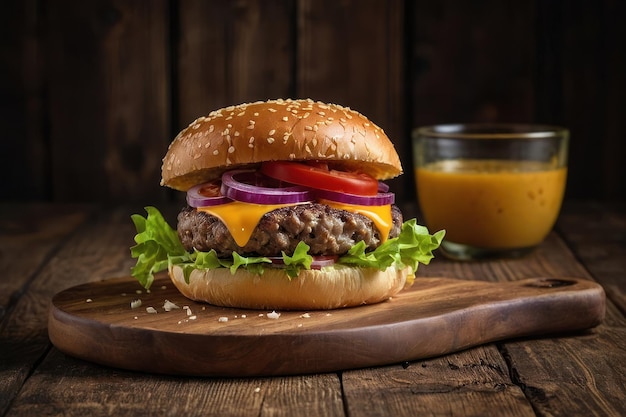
top-left (1, 0), bottom-right (624, 205)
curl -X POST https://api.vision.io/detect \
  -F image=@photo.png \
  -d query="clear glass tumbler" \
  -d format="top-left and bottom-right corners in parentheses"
top-left (413, 124), bottom-right (568, 260)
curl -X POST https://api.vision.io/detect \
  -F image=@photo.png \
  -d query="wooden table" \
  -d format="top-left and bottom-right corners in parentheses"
top-left (1, 201), bottom-right (624, 416)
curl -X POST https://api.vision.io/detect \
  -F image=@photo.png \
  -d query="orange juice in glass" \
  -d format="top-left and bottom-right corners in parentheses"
top-left (413, 124), bottom-right (568, 260)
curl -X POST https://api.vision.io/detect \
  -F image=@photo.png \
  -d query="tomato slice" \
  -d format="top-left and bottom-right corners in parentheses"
top-left (260, 161), bottom-right (379, 196)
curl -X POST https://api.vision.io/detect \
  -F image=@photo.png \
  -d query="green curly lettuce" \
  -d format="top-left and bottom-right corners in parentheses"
top-left (130, 206), bottom-right (444, 289)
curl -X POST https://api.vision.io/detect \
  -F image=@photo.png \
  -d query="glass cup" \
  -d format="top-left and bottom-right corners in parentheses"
top-left (413, 124), bottom-right (568, 260)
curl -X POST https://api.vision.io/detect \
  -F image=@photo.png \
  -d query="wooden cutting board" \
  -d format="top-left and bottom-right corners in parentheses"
top-left (48, 274), bottom-right (605, 377)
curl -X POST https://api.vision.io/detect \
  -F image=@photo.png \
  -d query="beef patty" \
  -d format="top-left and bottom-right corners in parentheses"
top-left (177, 203), bottom-right (403, 257)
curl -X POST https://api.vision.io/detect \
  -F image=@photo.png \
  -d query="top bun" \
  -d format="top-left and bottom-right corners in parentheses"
top-left (161, 99), bottom-right (403, 191)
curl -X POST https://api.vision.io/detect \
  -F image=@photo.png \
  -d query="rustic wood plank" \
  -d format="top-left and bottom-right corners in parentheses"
top-left (297, 0), bottom-right (410, 201)
top-left (0, 204), bottom-right (89, 319)
top-left (6, 349), bottom-right (344, 417)
top-left (409, 0), bottom-right (534, 126)
top-left (556, 201), bottom-right (626, 314)
top-left (0, 205), bottom-right (130, 415)
top-left (1, 205), bottom-right (345, 417)
top-left (45, 0), bottom-right (170, 202)
top-left (503, 325), bottom-right (626, 417)
top-left (0, 0), bottom-right (47, 201)
top-left (0, 204), bottom-right (90, 415)
top-left (552, 1), bottom-right (626, 199)
top-left (177, 0), bottom-right (294, 129)
top-left (343, 347), bottom-right (535, 417)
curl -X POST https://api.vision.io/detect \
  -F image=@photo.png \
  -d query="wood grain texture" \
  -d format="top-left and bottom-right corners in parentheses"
top-left (342, 347), bottom-right (536, 417)
top-left (177, 0), bottom-right (294, 128)
top-left (7, 349), bottom-right (344, 417)
top-left (45, 0), bottom-right (170, 202)
top-left (0, 205), bottom-right (137, 416)
top-left (0, 204), bottom-right (89, 322)
top-left (48, 274), bottom-right (604, 377)
top-left (0, 0), bottom-right (47, 201)
top-left (409, 0), bottom-right (534, 126)
top-left (0, 204), bottom-right (90, 416)
top-left (557, 202), bottom-right (626, 316)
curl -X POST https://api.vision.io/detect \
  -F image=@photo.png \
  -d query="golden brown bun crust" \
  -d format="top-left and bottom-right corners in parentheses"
top-left (162, 99), bottom-right (403, 191)
top-left (168, 264), bottom-right (411, 310)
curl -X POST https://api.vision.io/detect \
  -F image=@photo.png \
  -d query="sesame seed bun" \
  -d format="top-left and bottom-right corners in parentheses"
top-left (161, 98), bottom-right (403, 191)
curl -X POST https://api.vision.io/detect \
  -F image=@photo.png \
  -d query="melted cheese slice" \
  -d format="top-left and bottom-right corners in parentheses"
top-left (198, 200), bottom-right (393, 248)
top-left (320, 199), bottom-right (393, 244)
top-left (198, 202), bottom-right (295, 247)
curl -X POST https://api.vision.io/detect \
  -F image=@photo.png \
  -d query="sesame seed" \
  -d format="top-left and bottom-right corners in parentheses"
top-left (254, 112), bottom-right (259, 116)
top-left (213, 150), bottom-right (219, 156)
top-left (289, 153), bottom-right (296, 159)
top-left (317, 111), bottom-right (326, 116)
top-left (267, 137), bottom-right (275, 144)
top-left (234, 131), bottom-right (240, 136)
top-left (282, 116), bottom-right (289, 122)
top-left (268, 108), bottom-right (277, 112)
top-left (249, 137), bottom-right (255, 144)
top-left (269, 129), bottom-right (276, 135)
top-left (209, 125), bottom-right (215, 133)
top-left (247, 125), bottom-right (254, 130)
top-left (305, 126), bottom-right (313, 131)
top-left (228, 146), bottom-right (235, 153)
top-left (237, 111), bottom-right (245, 117)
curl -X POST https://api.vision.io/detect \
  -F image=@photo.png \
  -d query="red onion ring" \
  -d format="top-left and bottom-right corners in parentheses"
top-left (187, 181), bottom-right (232, 208)
top-left (221, 170), bottom-right (313, 205)
top-left (316, 189), bottom-right (395, 206)
top-left (377, 181), bottom-right (390, 193)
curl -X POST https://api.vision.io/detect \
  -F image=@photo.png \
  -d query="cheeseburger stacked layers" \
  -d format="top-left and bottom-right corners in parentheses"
top-left (131, 99), bottom-right (444, 310)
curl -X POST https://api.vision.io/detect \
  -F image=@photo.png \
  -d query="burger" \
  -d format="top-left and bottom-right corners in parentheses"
top-left (131, 99), bottom-right (444, 310)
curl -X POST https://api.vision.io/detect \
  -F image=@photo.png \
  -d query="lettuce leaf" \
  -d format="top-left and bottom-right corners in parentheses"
top-left (281, 241), bottom-right (313, 278)
top-left (130, 206), bottom-right (444, 289)
top-left (338, 219), bottom-right (445, 273)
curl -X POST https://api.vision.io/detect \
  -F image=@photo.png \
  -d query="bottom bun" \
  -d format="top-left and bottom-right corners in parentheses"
top-left (168, 264), bottom-right (411, 310)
